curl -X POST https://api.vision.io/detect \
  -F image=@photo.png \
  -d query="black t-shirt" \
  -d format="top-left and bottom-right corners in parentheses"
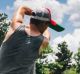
top-left (0, 25), bottom-right (44, 74)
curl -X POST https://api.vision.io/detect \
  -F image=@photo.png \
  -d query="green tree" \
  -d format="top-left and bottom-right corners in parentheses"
top-left (0, 13), bottom-right (9, 45)
top-left (36, 44), bottom-right (53, 74)
top-left (52, 42), bottom-right (73, 74)
top-left (74, 47), bottom-right (80, 74)
top-left (63, 67), bottom-right (77, 74)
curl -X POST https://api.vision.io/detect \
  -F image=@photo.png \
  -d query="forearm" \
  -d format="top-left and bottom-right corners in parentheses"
top-left (43, 28), bottom-right (50, 41)
top-left (12, 6), bottom-right (32, 22)
top-left (11, 6), bottom-right (32, 29)
top-left (40, 29), bottom-right (50, 50)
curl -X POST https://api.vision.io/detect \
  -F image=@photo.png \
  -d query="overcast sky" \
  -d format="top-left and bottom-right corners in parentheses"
top-left (0, 0), bottom-right (80, 54)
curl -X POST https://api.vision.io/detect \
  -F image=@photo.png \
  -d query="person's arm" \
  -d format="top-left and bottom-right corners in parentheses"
top-left (39, 28), bottom-right (50, 54)
top-left (40, 28), bottom-right (50, 49)
top-left (11, 6), bottom-right (32, 30)
top-left (43, 28), bottom-right (50, 41)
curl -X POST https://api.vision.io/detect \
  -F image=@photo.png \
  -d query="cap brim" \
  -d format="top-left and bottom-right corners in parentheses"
top-left (49, 19), bottom-right (65, 32)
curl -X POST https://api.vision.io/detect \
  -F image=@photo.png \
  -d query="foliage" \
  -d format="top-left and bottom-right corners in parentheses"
top-left (39, 44), bottom-right (53, 60)
top-left (50, 42), bottom-right (73, 74)
top-left (74, 47), bottom-right (80, 74)
top-left (0, 13), bottom-right (9, 45)
top-left (63, 67), bottom-right (77, 74)
top-left (36, 63), bottom-right (50, 74)
top-left (36, 45), bottom-right (53, 74)
top-left (41, 45), bottom-right (53, 54)
top-left (36, 42), bottom-right (73, 74)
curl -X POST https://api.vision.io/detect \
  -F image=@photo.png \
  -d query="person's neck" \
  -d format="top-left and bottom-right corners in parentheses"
top-left (30, 24), bottom-right (41, 33)
top-left (25, 24), bottom-right (41, 36)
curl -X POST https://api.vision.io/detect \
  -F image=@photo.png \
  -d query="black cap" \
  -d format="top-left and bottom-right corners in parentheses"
top-left (32, 8), bottom-right (65, 32)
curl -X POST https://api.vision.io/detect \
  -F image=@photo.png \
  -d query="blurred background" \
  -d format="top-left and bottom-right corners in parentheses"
top-left (0, 0), bottom-right (80, 74)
